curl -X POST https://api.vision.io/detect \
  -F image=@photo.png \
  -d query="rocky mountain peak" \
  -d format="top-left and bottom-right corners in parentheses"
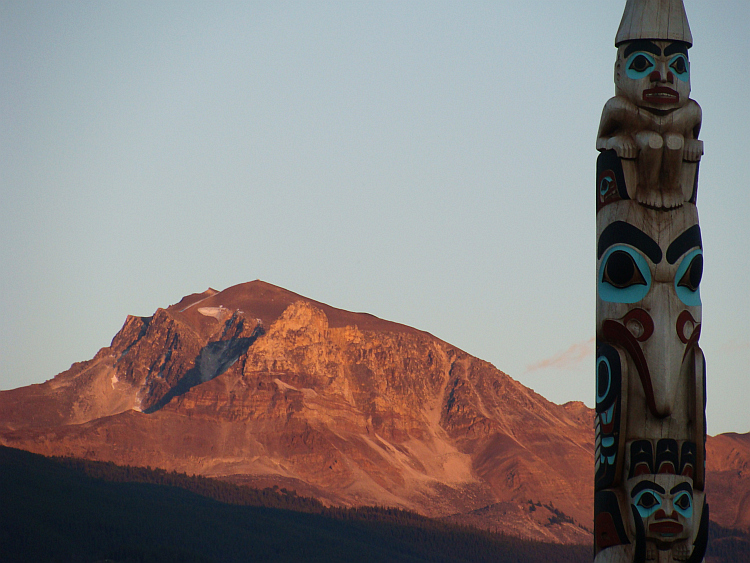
top-left (1, 280), bottom-right (748, 544)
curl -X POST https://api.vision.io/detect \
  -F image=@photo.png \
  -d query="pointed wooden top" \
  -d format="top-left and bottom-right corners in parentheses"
top-left (615, 0), bottom-right (693, 47)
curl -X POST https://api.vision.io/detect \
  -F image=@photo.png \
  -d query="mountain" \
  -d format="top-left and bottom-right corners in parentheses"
top-left (0, 280), bottom-right (746, 544)
top-left (706, 433), bottom-right (750, 531)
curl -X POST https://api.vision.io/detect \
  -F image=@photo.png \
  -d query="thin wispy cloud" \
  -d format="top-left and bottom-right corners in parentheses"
top-left (525, 337), bottom-right (595, 373)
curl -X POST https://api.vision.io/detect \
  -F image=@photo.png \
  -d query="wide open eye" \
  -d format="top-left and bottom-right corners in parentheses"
top-left (626, 52), bottom-right (656, 79)
top-left (677, 254), bottom-right (702, 291)
top-left (669, 54), bottom-right (689, 81)
top-left (630, 54), bottom-right (653, 73)
top-left (634, 490), bottom-right (662, 518)
top-left (603, 251), bottom-right (646, 288)
top-left (599, 245), bottom-right (651, 303)
top-left (673, 492), bottom-right (693, 518)
top-left (675, 249), bottom-right (703, 306)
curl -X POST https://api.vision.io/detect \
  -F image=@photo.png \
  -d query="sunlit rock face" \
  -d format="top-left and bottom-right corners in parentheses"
top-left (0, 280), bottom-right (744, 545)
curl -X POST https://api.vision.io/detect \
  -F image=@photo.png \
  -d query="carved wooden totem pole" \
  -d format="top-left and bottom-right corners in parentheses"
top-left (594, 1), bottom-right (708, 562)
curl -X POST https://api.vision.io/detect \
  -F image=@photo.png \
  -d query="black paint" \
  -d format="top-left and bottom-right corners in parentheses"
top-left (666, 225), bottom-right (702, 264)
top-left (598, 221), bottom-right (662, 264)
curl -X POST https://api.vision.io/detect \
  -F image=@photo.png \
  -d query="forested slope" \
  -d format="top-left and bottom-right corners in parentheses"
top-left (1, 446), bottom-right (588, 563)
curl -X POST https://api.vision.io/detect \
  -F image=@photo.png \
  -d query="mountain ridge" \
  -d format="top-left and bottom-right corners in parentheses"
top-left (0, 280), bottom-right (747, 544)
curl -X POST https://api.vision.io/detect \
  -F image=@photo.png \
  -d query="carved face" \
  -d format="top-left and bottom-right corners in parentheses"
top-left (628, 474), bottom-right (694, 548)
top-left (596, 202), bottom-right (702, 418)
top-left (615, 40), bottom-right (691, 112)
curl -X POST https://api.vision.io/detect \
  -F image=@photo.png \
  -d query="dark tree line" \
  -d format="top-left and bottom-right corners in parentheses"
top-left (2, 446), bottom-right (747, 562)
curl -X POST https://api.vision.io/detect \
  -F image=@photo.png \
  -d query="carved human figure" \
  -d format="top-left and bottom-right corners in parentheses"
top-left (596, 2), bottom-right (703, 209)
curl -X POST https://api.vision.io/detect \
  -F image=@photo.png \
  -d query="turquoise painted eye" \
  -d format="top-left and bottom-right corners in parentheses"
top-left (675, 249), bottom-right (702, 306)
top-left (673, 492), bottom-right (693, 519)
top-left (600, 175), bottom-right (614, 196)
top-left (669, 54), bottom-right (690, 82)
top-left (634, 490), bottom-right (662, 518)
top-left (599, 245), bottom-right (651, 303)
top-left (626, 52), bottom-right (656, 80)
top-left (596, 356), bottom-right (611, 405)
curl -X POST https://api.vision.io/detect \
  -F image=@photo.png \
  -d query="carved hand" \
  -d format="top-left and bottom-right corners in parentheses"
top-left (605, 135), bottom-right (638, 160)
top-left (683, 139), bottom-right (704, 162)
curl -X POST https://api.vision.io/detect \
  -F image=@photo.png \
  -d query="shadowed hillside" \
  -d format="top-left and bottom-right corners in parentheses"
top-left (0, 446), bottom-right (590, 563)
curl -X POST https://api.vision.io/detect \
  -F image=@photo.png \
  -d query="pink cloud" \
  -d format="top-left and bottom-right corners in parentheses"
top-left (525, 337), bottom-right (595, 373)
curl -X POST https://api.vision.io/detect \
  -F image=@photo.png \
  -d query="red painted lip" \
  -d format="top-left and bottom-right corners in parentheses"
top-left (649, 521), bottom-right (683, 535)
top-left (643, 87), bottom-right (679, 104)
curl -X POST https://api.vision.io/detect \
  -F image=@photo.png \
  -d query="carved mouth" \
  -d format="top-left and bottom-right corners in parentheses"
top-left (649, 521), bottom-right (683, 536)
top-left (643, 87), bottom-right (679, 104)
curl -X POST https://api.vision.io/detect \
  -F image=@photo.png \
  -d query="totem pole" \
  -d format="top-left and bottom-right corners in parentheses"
top-left (594, 1), bottom-right (708, 562)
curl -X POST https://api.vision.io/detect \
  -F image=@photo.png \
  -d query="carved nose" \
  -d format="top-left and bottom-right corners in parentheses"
top-left (649, 68), bottom-right (674, 84)
top-left (655, 508), bottom-right (678, 521)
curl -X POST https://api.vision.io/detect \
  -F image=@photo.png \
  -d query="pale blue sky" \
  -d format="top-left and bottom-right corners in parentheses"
top-left (1, 1), bottom-right (748, 435)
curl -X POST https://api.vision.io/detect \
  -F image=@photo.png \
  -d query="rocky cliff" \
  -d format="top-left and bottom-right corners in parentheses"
top-left (0, 280), bottom-right (745, 544)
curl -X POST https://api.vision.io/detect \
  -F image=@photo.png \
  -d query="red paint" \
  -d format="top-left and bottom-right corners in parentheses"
top-left (643, 87), bottom-right (679, 104)
top-left (676, 310), bottom-right (697, 344)
top-left (600, 404), bottom-right (617, 434)
top-left (623, 308), bottom-right (654, 342)
top-left (601, 420), bottom-right (616, 434)
top-left (634, 463), bottom-right (651, 476)
top-left (649, 521), bottom-right (683, 535)
top-left (602, 320), bottom-right (659, 417)
top-left (598, 169), bottom-right (623, 212)
top-left (658, 462), bottom-right (676, 474)
top-left (682, 323), bottom-right (702, 361)
top-left (596, 512), bottom-right (624, 549)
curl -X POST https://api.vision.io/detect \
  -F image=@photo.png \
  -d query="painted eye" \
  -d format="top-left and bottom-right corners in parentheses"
top-left (638, 492), bottom-right (658, 509)
top-left (629, 54), bottom-right (654, 73)
top-left (600, 175), bottom-right (614, 196)
top-left (599, 246), bottom-right (652, 304)
top-left (677, 254), bottom-right (702, 291)
top-left (669, 55), bottom-right (689, 81)
top-left (674, 492), bottom-right (691, 511)
top-left (673, 491), bottom-right (693, 519)
top-left (626, 52), bottom-right (656, 80)
top-left (603, 251), bottom-right (647, 288)
top-left (675, 249), bottom-right (703, 306)
top-left (634, 489), bottom-right (662, 518)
